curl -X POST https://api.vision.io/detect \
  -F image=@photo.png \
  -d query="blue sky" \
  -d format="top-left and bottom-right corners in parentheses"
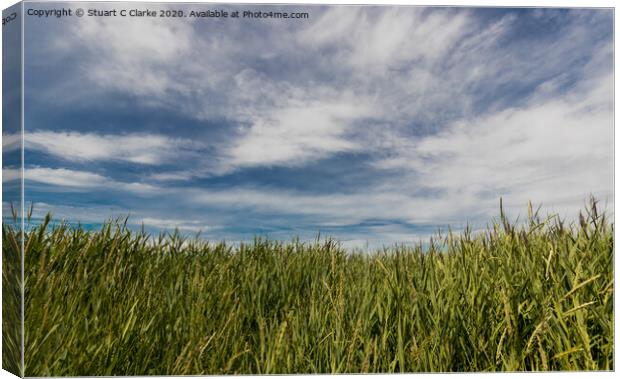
top-left (3, 4), bottom-right (614, 248)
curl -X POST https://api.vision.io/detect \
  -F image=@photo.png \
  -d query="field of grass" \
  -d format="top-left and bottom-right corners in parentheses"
top-left (2, 200), bottom-right (614, 375)
top-left (2, 210), bottom-right (22, 376)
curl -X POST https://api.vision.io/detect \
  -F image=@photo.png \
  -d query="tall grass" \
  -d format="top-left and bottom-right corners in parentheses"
top-left (4, 199), bottom-right (613, 375)
top-left (2, 204), bottom-right (22, 376)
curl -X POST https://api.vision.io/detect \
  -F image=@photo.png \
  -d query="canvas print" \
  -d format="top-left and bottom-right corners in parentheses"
top-left (1, 1), bottom-right (614, 376)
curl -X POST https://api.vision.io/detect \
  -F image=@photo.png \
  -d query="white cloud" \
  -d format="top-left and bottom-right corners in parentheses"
top-left (371, 72), bottom-right (614, 221)
top-left (24, 167), bottom-right (160, 194)
top-left (2, 133), bottom-right (21, 152)
top-left (18, 163), bottom-right (450, 226)
top-left (25, 131), bottom-right (202, 165)
top-left (71, 12), bottom-right (196, 98)
top-left (139, 217), bottom-right (212, 233)
top-left (300, 7), bottom-right (470, 74)
top-left (18, 164), bottom-right (431, 227)
top-left (2, 168), bottom-right (20, 183)
top-left (184, 186), bottom-right (453, 226)
top-left (148, 171), bottom-right (197, 182)
top-left (26, 167), bottom-right (106, 188)
top-left (224, 94), bottom-right (375, 169)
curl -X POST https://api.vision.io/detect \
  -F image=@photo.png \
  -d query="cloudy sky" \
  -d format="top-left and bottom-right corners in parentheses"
top-left (3, 4), bottom-right (614, 248)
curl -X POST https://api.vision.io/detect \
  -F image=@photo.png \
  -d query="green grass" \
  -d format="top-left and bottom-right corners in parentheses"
top-left (2, 206), bottom-right (22, 377)
top-left (3, 199), bottom-right (614, 375)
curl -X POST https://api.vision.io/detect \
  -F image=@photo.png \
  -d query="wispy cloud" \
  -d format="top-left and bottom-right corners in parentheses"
top-left (2, 168), bottom-right (20, 183)
top-left (25, 131), bottom-right (203, 165)
top-left (24, 167), bottom-right (160, 194)
top-left (299, 7), bottom-right (471, 73)
top-left (2, 133), bottom-right (21, 151)
top-left (224, 94), bottom-right (375, 170)
top-left (20, 164), bottom-right (453, 226)
top-left (371, 72), bottom-right (614, 219)
top-left (139, 217), bottom-right (213, 233)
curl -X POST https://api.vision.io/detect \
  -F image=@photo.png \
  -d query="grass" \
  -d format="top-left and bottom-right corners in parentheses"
top-left (2, 199), bottom-right (614, 375)
top-left (2, 204), bottom-right (22, 377)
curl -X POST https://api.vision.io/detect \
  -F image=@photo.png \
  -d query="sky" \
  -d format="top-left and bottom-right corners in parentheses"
top-left (2, 3), bottom-right (614, 248)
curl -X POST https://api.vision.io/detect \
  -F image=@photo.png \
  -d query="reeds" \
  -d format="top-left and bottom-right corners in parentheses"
top-left (3, 199), bottom-right (613, 375)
